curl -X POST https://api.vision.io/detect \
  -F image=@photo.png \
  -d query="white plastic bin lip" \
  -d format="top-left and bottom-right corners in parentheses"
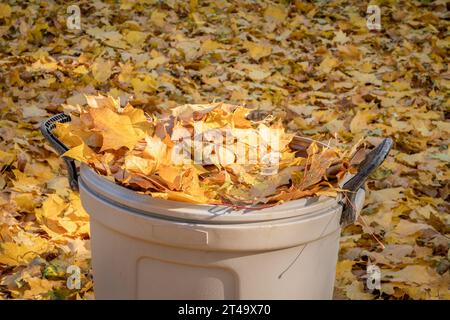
top-left (80, 164), bottom-right (343, 224)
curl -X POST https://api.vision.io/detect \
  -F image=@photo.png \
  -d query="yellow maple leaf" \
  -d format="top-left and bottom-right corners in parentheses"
top-left (35, 194), bottom-right (67, 227)
top-left (243, 41), bottom-right (272, 61)
top-left (383, 265), bottom-right (439, 285)
top-left (151, 10), bottom-right (166, 28)
top-left (124, 30), bottom-right (148, 48)
top-left (11, 170), bottom-right (40, 193)
top-left (200, 39), bottom-right (223, 55)
top-left (125, 155), bottom-right (156, 176)
top-left (62, 142), bottom-right (96, 163)
top-left (23, 278), bottom-right (59, 299)
top-left (147, 55), bottom-right (168, 70)
top-left (92, 58), bottom-right (114, 82)
top-left (232, 107), bottom-right (252, 128)
top-left (12, 193), bottom-right (35, 213)
top-left (131, 74), bottom-right (158, 95)
top-left (85, 95), bottom-right (119, 110)
top-left (73, 65), bottom-right (89, 75)
top-left (263, 4), bottom-right (287, 25)
top-left (0, 234), bottom-right (50, 266)
top-left (89, 107), bottom-right (145, 151)
top-left (157, 164), bottom-right (181, 189)
top-left (144, 136), bottom-right (169, 165)
top-left (319, 55), bottom-right (339, 74)
top-left (350, 110), bottom-right (378, 134)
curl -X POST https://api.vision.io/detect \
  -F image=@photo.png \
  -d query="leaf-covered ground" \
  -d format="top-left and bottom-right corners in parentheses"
top-left (0, 0), bottom-right (449, 300)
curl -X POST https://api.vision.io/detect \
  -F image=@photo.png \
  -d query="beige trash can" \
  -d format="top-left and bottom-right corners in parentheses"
top-left (79, 164), bottom-right (365, 300)
top-left (41, 113), bottom-right (392, 300)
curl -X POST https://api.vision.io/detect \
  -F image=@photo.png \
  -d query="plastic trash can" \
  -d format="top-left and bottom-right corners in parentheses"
top-left (41, 113), bottom-right (392, 300)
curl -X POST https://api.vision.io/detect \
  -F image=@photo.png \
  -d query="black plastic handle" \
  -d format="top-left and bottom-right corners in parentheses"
top-left (340, 138), bottom-right (393, 226)
top-left (40, 113), bottom-right (79, 191)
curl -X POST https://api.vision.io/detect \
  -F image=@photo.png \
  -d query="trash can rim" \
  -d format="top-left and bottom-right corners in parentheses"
top-left (80, 164), bottom-right (342, 223)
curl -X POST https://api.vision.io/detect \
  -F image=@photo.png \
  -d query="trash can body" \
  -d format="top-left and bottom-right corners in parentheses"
top-left (79, 165), bottom-right (357, 300)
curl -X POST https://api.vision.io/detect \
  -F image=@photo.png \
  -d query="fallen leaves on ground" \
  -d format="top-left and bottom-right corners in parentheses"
top-left (0, 0), bottom-right (449, 300)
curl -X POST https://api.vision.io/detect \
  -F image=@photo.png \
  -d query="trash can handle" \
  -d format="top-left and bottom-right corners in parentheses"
top-left (340, 138), bottom-right (393, 226)
top-left (40, 113), bottom-right (79, 191)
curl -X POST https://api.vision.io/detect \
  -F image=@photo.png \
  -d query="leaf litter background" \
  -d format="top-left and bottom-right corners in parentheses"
top-left (0, 0), bottom-right (449, 300)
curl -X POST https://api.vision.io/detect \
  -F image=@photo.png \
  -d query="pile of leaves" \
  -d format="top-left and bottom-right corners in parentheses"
top-left (0, 0), bottom-right (448, 300)
top-left (56, 95), bottom-right (357, 207)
